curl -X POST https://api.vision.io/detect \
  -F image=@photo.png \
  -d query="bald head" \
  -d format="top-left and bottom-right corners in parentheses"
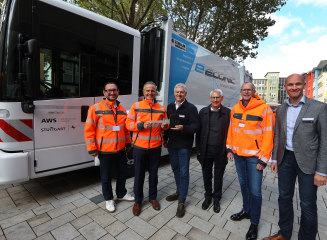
top-left (285, 74), bottom-right (305, 85)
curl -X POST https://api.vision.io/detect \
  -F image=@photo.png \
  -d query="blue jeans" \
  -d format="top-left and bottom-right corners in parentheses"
top-left (168, 147), bottom-right (191, 201)
top-left (99, 150), bottom-right (127, 201)
top-left (234, 154), bottom-right (263, 225)
top-left (278, 150), bottom-right (318, 240)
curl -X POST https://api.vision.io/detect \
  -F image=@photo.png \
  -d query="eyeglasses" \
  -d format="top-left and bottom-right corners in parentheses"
top-left (104, 89), bottom-right (118, 93)
top-left (210, 97), bottom-right (222, 100)
top-left (241, 89), bottom-right (254, 92)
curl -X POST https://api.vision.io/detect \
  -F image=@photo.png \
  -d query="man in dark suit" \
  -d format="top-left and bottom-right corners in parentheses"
top-left (263, 74), bottom-right (327, 240)
top-left (196, 89), bottom-right (231, 213)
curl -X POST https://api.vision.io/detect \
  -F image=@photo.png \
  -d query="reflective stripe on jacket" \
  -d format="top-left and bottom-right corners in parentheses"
top-left (84, 99), bottom-right (131, 154)
top-left (226, 95), bottom-right (275, 164)
top-left (126, 99), bottom-right (168, 149)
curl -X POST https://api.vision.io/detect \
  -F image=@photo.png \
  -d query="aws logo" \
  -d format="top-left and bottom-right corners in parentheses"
top-left (41, 118), bottom-right (57, 123)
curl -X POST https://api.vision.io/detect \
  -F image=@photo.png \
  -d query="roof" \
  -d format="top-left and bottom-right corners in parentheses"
top-left (316, 60), bottom-right (327, 69)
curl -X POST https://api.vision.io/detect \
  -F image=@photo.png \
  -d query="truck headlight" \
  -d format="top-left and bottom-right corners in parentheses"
top-left (0, 109), bottom-right (10, 118)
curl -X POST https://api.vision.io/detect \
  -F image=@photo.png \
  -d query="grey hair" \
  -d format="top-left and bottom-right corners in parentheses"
top-left (143, 81), bottom-right (157, 90)
top-left (210, 89), bottom-right (223, 97)
top-left (242, 82), bottom-right (256, 90)
top-left (174, 83), bottom-right (187, 92)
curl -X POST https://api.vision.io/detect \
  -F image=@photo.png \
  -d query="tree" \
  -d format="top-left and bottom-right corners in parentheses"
top-left (70, 0), bottom-right (167, 29)
top-left (163, 0), bottom-right (287, 60)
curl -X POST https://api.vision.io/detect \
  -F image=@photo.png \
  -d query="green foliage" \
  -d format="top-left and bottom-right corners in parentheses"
top-left (163, 0), bottom-right (287, 60)
top-left (70, 0), bottom-right (167, 29)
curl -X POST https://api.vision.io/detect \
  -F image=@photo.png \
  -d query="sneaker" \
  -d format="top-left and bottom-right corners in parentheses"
top-left (106, 200), bottom-right (116, 213)
top-left (176, 200), bottom-right (185, 218)
top-left (166, 191), bottom-right (180, 202)
top-left (117, 193), bottom-right (135, 202)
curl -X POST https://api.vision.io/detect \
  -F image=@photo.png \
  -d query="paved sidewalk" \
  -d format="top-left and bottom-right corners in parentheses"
top-left (0, 155), bottom-right (325, 240)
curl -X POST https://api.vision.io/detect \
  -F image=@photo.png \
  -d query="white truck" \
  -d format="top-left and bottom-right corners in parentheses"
top-left (0, 0), bottom-right (252, 184)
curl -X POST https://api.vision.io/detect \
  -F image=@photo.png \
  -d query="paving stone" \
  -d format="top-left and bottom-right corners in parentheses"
top-left (70, 215), bottom-right (93, 229)
top-left (48, 203), bottom-right (77, 219)
top-left (73, 197), bottom-right (92, 208)
top-left (99, 234), bottom-right (115, 240)
top-left (105, 220), bottom-right (127, 237)
top-left (223, 219), bottom-right (249, 238)
top-left (184, 204), bottom-right (213, 221)
top-left (79, 222), bottom-right (107, 240)
top-left (81, 189), bottom-right (100, 199)
top-left (0, 184), bottom-right (13, 190)
top-left (0, 196), bottom-right (15, 213)
top-left (111, 200), bottom-right (135, 216)
top-left (139, 208), bottom-right (157, 222)
top-left (23, 182), bottom-right (45, 193)
top-left (227, 233), bottom-right (244, 240)
top-left (51, 193), bottom-right (84, 208)
top-left (33, 203), bottom-right (55, 215)
top-left (116, 229), bottom-right (145, 240)
top-left (209, 214), bottom-right (228, 228)
top-left (33, 212), bottom-right (76, 236)
top-left (149, 226), bottom-right (177, 240)
top-left (71, 202), bottom-right (99, 218)
top-left (50, 223), bottom-right (80, 240)
top-left (31, 190), bottom-right (57, 205)
top-left (7, 185), bottom-right (26, 193)
top-left (87, 208), bottom-right (116, 228)
top-left (74, 236), bottom-right (87, 240)
top-left (149, 208), bottom-right (175, 228)
top-left (0, 201), bottom-right (39, 220)
top-left (188, 216), bottom-right (214, 234)
top-left (0, 228), bottom-right (2, 236)
top-left (0, 190), bottom-right (9, 199)
top-left (257, 219), bottom-right (273, 239)
top-left (166, 218), bottom-right (192, 236)
top-left (115, 206), bottom-right (135, 223)
top-left (172, 234), bottom-right (188, 240)
top-left (33, 232), bottom-right (56, 240)
top-left (0, 209), bottom-right (35, 229)
top-left (3, 221), bottom-right (36, 240)
top-left (148, 200), bottom-right (173, 213)
top-left (125, 216), bottom-right (158, 239)
top-left (209, 225), bottom-right (230, 240)
top-left (15, 195), bottom-right (38, 207)
top-left (27, 213), bottom-right (51, 228)
top-left (185, 227), bottom-right (217, 240)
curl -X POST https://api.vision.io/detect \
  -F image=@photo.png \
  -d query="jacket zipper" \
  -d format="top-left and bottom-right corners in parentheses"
top-left (255, 139), bottom-right (259, 149)
top-left (100, 136), bottom-right (104, 150)
top-left (114, 110), bottom-right (118, 151)
top-left (149, 106), bottom-right (152, 149)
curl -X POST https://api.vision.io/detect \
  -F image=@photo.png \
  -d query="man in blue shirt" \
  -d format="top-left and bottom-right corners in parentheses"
top-left (263, 74), bottom-right (327, 240)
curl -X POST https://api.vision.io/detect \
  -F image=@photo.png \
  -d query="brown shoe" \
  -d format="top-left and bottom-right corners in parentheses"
top-left (149, 200), bottom-right (160, 210)
top-left (263, 233), bottom-right (290, 240)
top-left (133, 203), bottom-right (141, 216)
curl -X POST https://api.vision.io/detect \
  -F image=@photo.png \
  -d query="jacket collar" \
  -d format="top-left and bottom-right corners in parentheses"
top-left (204, 104), bottom-right (227, 114)
top-left (102, 98), bottom-right (120, 108)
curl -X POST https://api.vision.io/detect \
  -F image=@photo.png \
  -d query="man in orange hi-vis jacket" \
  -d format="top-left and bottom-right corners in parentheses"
top-left (226, 82), bottom-right (275, 240)
top-left (85, 82), bottom-right (134, 214)
top-left (126, 81), bottom-right (169, 216)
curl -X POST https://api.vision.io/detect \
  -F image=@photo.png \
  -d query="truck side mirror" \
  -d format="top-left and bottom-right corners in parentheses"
top-left (24, 39), bottom-right (37, 57)
top-left (22, 58), bottom-right (35, 97)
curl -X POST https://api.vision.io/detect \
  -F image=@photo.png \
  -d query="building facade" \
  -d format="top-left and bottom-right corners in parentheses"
top-left (315, 61), bottom-right (327, 102)
top-left (278, 77), bottom-right (288, 104)
top-left (253, 79), bottom-right (268, 101)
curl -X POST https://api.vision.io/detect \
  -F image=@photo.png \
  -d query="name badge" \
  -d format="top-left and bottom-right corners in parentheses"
top-left (302, 118), bottom-right (314, 121)
top-left (179, 115), bottom-right (185, 118)
top-left (239, 123), bottom-right (245, 128)
top-left (113, 126), bottom-right (120, 131)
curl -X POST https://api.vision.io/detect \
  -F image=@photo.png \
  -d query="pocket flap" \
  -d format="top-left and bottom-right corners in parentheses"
top-left (310, 145), bottom-right (319, 150)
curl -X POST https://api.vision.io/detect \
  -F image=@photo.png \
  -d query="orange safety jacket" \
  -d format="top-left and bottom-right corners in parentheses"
top-left (126, 99), bottom-right (169, 149)
top-left (84, 99), bottom-right (131, 154)
top-left (226, 95), bottom-right (275, 165)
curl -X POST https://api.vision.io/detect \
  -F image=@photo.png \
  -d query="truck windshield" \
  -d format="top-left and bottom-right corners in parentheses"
top-left (0, 0), bottom-right (20, 101)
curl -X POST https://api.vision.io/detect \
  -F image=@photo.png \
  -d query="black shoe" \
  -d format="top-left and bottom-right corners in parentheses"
top-left (230, 209), bottom-right (251, 221)
top-left (246, 223), bottom-right (258, 240)
top-left (166, 191), bottom-right (179, 202)
top-left (202, 199), bottom-right (212, 210)
top-left (176, 200), bottom-right (185, 218)
top-left (213, 201), bottom-right (220, 213)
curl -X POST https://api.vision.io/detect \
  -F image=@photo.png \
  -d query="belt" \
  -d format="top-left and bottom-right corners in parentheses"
top-left (285, 149), bottom-right (294, 154)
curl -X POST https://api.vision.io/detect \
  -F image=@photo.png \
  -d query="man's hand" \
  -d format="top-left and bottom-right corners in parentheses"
top-left (144, 121), bottom-right (152, 129)
top-left (90, 152), bottom-right (98, 157)
top-left (126, 147), bottom-right (131, 153)
top-left (227, 152), bottom-right (233, 162)
top-left (163, 140), bottom-right (168, 148)
top-left (271, 162), bottom-right (278, 174)
top-left (161, 123), bottom-right (168, 129)
top-left (171, 125), bottom-right (183, 131)
top-left (256, 163), bottom-right (265, 171)
top-left (314, 173), bottom-right (327, 187)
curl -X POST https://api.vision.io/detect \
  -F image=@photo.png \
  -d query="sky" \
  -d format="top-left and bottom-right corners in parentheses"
top-left (244, 0), bottom-right (327, 79)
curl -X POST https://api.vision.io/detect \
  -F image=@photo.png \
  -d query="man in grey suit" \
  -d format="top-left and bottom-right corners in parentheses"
top-left (263, 74), bottom-right (327, 240)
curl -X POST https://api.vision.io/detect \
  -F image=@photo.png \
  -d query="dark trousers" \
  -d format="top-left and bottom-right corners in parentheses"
top-left (168, 147), bottom-right (191, 201)
top-left (133, 147), bottom-right (161, 204)
top-left (99, 150), bottom-right (127, 201)
top-left (278, 150), bottom-right (318, 240)
top-left (201, 146), bottom-right (226, 202)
